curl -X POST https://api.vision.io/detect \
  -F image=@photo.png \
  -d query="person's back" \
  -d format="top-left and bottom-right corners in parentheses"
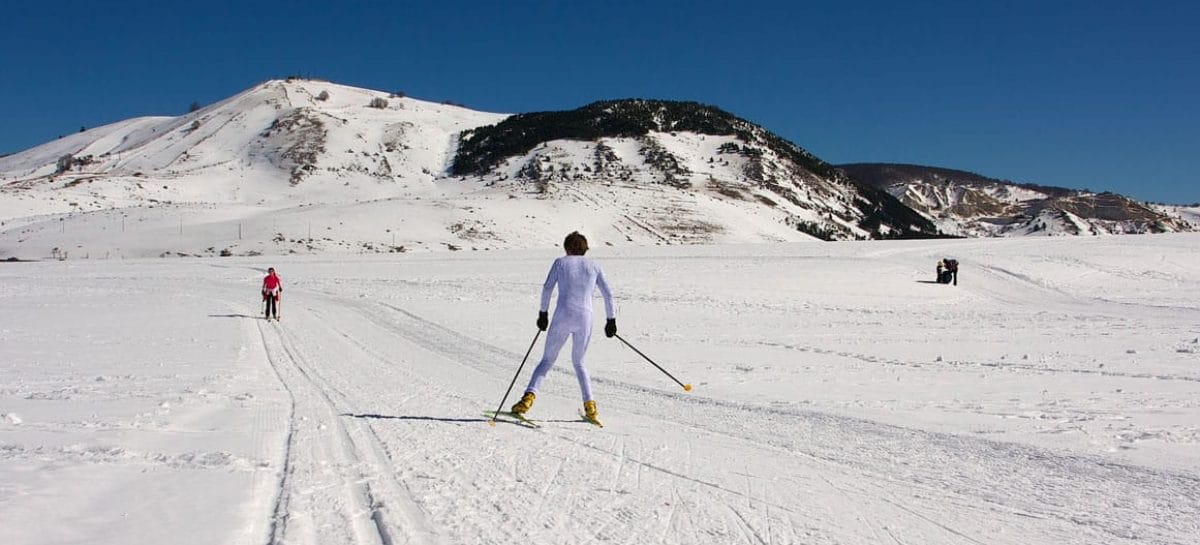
top-left (544, 255), bottom-right (613, 320)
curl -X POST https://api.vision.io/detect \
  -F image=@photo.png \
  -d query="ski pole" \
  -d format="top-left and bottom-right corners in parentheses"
top-left (615, 334), bottom-right (692, 392)
top-left (488, 330), bottom-right (542, 427)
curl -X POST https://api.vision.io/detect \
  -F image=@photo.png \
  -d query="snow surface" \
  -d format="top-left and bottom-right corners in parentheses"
top-left (3, 234), bottom-right (1199, 544)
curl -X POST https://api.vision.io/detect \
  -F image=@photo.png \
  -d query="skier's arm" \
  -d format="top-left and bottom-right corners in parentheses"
top-left (596, 267), bottom-right (615, 319)
top-left (539, 260), bottom-right (560, 312)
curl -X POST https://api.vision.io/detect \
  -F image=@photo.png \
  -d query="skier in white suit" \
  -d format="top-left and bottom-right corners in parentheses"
top-left (511, 231), bottom-right (616, 425)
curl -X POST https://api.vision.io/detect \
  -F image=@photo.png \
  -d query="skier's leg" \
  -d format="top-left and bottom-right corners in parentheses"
top-left (572, 322), bottom-right (601, 424)
top-left (524, 323), bottom-right (571, 394)
top-left (570, 324), bottom-right (594, 402)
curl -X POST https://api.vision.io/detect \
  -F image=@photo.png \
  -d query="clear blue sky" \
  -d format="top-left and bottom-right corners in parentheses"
top-left (3, 0), bottom-right (1197, 203)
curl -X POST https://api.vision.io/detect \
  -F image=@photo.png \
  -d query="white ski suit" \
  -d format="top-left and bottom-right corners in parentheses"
top-left (525, 255), bottom-right (615, 401)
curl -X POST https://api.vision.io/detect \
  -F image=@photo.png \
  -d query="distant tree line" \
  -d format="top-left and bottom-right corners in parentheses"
top-left (449, 98), bottom-right (942, 238)
top-left (451, 100), bottom-right (753, 176)
top-left (853, 182), bottom-right (942, 238)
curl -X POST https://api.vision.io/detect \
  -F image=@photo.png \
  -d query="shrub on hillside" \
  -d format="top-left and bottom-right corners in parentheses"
top-left (316, 90), bottom-right (331, 101)
top-left (56, 154), bottom-right (74, 174)
top-left (368, 97), bottom-right (389, 109)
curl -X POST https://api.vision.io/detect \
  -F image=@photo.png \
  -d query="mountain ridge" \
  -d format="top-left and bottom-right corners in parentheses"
top-left (1, 79), bottom-right (1193, 259)
top-left (452, 99), bottom-right (940, 241)
top-left (837, 163), bottom-right (1194, 236)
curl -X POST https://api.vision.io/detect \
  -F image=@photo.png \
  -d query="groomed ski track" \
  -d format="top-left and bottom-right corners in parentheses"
top-left (238, 255), bottom-right (1196, 543)
top-left (2, 236), bottom-right (1198, 544)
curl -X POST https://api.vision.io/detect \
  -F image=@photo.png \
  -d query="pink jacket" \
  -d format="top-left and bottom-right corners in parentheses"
top-left (262, 273), bottom-right (282, 297)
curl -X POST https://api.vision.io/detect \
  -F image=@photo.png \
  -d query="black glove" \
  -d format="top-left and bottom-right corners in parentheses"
top-left (604, 318), bottom-right (617, 338)
top-left (536, 311), bottom-right (548, 331)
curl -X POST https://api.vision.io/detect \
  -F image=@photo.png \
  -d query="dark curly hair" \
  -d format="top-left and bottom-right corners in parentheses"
top-left (563, 231), bottom-right (588, 256)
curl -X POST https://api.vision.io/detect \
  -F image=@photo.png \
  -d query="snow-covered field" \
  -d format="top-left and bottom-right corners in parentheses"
top-left (2, 234), bottom-right (1198, 544)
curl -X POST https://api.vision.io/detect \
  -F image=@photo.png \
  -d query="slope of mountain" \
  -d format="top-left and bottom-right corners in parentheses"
top-left (5, 79), bottom-right (1190, 260)
top-left (0, 79), bottom-right (505, 213)
top-left (452, 100), bottom-right (940, 241)
top-left (0, 81), bottom-right (946, 259)
top-left (838, 163), bottom-right (1195, 237)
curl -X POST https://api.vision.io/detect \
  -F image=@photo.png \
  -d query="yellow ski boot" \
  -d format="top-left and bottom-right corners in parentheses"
top-left (510, 392), bottom-right (535, 415)
top-left (582, 400), bottom-right (603, 427)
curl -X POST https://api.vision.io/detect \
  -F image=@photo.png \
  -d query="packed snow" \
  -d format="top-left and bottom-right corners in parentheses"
top-left (2, 233), bottom-right (1198, 544)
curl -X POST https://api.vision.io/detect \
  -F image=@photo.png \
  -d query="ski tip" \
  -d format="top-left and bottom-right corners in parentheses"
top-left (683, 384), bottom-right (693, 392)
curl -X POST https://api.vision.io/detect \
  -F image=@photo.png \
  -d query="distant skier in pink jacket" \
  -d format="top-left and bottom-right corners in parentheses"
top-left (262, 267), bottom-right (282, 320)
top-left (511, 232), bottom-right (616, 425)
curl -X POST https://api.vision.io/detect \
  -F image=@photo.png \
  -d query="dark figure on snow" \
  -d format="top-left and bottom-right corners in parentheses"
top-left (262, 267), bottom-right (283, 320)
top-left (938, 259), bottom-right (959, 285)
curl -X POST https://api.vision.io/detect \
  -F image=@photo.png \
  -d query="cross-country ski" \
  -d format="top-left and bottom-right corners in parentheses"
top-left (483, 410), bottom-right (541, 428)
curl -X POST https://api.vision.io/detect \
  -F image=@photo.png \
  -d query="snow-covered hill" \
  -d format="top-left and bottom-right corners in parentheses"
top-left (0, 79), bottom-right (503, 210)
top-left (6, 81), bottom-right (1194, 260)
top-left (1, 80), bottom-right (942, 260)
top-left (450, 100), bottom-right (939, 242)
top-left (0, 79), bottom-right (529, 258)
top-left (839, 163), bottom-right (1197, 237)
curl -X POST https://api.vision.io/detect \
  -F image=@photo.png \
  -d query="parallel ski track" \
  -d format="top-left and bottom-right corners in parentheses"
top-left (303, 289), bottom-right (1200, 545)
top-left (228, 278), bottom-right (1198, 544)
top-left (254, 310), bottom-right (444, 545)
top-left (254, 322), bottom-right (299, 545)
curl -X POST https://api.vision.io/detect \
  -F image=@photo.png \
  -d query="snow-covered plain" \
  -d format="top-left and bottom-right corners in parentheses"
top-left (2, 234), bottom-right (1199, 544)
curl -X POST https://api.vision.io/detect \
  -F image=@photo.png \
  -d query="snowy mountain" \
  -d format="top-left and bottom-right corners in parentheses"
top-left (451, 100), bottom-right (940, 242)
top-left (0, 79), bottom-right (943, 260)
top-left (6, 79), bottom-right (1194, 260)
top-left (838, 163), bottom-right (1197, 237)
top-left (0, 79), bottom-right (519, 258)
top-left (0, 79), bottom-right (502, 209)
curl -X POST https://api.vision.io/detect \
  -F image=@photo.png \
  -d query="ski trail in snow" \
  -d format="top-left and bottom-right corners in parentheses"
top-left (256, 320), bottom-right (369, 545)
top-left (309, 301), bottom-right (927, 539)
top-left (158, 269), bottom-right (1197, 545)
top-left (254, 315), bottom-right (445, 545)
top-left (325, 293), bottom-right (1198, 544)
top-left (252, 321), bottom-right (300, 545)
top-left (755, 339), bottom-right (1200, 384)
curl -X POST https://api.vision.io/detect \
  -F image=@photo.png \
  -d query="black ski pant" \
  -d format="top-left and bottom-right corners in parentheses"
top-left (264, 295), bottom-right (277, 318)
